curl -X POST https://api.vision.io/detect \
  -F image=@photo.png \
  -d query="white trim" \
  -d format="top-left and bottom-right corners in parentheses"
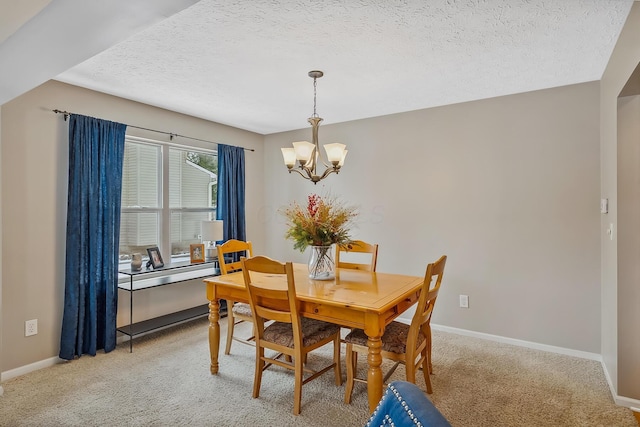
top-left (603, 361), bottom-right (616, 403)
top-left (614, 396), bottom-right (640, 410)
top-left (430, 323), bottom-right (602, 361)
top-left (602, 362), bottom-right (640, 409)
top-left (4, 322), bottom-right (640, 412)
top-left (1, 356), bottom-right (62, 382)
top-left (427, 324), bottom-right (640, 410)
top-left (126, 135), bottom-right (217, 154)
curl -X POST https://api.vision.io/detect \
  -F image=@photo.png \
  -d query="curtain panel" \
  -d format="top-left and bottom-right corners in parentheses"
top-left (216, 144), bottom-right (246, 249)
top-left (59, 114), bottom-right (127, 360)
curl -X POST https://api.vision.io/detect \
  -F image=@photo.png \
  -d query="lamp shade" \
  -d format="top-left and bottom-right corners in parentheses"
top-left (324, 143), bottom-right (346, 164)
top-left (281, 147), bottom-right (296, 167)
top-left (292, 141), bottom-right (315, 164)
top-left (338, 149), bottom-right (348, 167)
top-left (201, 220), bottom-right (224, 242)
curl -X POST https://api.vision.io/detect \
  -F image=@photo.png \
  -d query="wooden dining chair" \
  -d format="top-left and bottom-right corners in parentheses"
top-left (240, 255), bottom-right (342, 415)
top-left (336, 240), bottom-right (379, 272)
top-left (336, 240), bottom-right (379, 340)
top-left (343, 255), bottom-right (447, 403)
top-left (217, 239), bottom-right (254, 355)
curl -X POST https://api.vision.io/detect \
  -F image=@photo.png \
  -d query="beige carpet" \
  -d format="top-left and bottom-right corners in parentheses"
top-left (0, 318), bottom-right (635, 427)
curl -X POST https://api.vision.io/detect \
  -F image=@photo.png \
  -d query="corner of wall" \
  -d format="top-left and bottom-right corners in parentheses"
top-left (0, 105), bottom-right (4, 395)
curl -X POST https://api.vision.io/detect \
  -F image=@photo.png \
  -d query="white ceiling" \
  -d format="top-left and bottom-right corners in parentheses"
top-left (0, 0), bottom-right (200, 106)
top-left (0, 0), bottom-right (51, 44)
top-left (37, 1), bottom-right (640, 134)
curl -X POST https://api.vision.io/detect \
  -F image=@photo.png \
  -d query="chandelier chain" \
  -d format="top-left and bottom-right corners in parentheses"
top-left (281, 70), bottom-right (345, 184)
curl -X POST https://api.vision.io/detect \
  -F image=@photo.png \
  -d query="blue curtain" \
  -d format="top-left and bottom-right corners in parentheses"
top-left (216, 144), bottom-right (246, 245)
top-left (59, 114), bottom-right (127, 360)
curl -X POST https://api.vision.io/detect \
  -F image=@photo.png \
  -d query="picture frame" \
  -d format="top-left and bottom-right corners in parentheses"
top-left (146, 246), bottom-right (164, 269)
top-left (190, 243), bottom-right (205, 264)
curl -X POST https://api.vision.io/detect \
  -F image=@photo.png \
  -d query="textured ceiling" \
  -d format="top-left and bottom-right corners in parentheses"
top-left (55, 0), bottom-right (634, 135)
top-left (0, 0), bottom-right (199, 106)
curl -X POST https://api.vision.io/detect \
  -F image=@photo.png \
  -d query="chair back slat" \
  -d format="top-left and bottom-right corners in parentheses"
top-left (344, 254), bottom-right (448, 400)
top-left (217, 239), bottom-right (253, 274)
top-left (409, 255), bottom-right (447, 339)
top-left (240, 255), bottom-right (343, 415)
top-left (336, 240), bottom-right (379, 272)
top-left (241, 256), bottom-right (299, 325)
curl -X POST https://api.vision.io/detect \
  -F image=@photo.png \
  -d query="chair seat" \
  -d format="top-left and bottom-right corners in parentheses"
top-left (344, 322), bottom-right (425, 354)
top-left (264, 318), bottom-right (341, 348)
top-left (344, 255), bottom-right (447, 403)
top-left (232, 302), bottom-right (252, 317)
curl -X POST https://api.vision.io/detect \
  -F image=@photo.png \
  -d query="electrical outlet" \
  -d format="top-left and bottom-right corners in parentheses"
top-left (459, 295), bottom-right (469, 308)
top-left (25, 319), bottom-right (38, 336)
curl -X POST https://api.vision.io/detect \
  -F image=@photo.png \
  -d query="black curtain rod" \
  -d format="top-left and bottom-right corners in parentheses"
top-left (52, 109), bottom-right (255, 152)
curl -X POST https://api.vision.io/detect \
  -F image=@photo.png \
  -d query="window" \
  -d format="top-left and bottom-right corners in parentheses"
top-left (119, 136), bottom-right (217, 263)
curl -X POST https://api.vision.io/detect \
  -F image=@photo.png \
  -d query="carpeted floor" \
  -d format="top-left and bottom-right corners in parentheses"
top-left (0, 318), bottom-right (635, 426)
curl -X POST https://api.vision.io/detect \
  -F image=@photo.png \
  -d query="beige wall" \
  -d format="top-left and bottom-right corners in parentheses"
top-left (2, 13), bottom-right (639, 404)
top-left (264, 82), bottom-right (601, 353)
top-left (616, 95), bottom-right (640, 399)
top-left (0, 107), bottom-right (4, 394)
top-left (601, 1), bottom-right (640, 403)
top-left (1, 80), bottom-right (265, 372)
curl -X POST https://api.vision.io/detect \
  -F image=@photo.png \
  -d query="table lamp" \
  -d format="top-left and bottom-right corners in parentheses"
top-left (201, 220), bottom-right (224, 260)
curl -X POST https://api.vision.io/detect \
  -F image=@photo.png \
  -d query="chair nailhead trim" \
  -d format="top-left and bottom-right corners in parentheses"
top-left (366, 385), bottom-right (424, 427)
top-left (365, 387), bottom-right (389, 427)
top-left (366, 384), bottom-right (423, 427)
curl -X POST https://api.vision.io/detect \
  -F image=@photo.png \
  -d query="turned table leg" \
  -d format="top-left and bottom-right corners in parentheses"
top-left (366, 335), bottom-right (383, 413)
top-left (208, 298), bottom-right (220, 374)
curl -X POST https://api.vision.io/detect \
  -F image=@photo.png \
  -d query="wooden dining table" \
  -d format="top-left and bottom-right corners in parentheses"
top-left (203, 263), bottom-right (424, 413)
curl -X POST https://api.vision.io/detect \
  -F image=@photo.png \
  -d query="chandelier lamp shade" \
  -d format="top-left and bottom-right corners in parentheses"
top-left (281, 70), bottom-right (347, 184)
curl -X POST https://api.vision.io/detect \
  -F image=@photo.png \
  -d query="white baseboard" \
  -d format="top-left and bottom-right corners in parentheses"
top-left (0, 322), bottom-right (199, 383)
top-left (602, 364), bottom-right (640, 409)
top-left (430, 323), bottom-right (602, 361)
top-left (615, 395), bottom-right (640, 410)
top-left (3, 322), bottom-right (640, 412)
top-left (429, 324), bottom-right (640, 410)
top-left (1, 356), bottom-right (63, 382)
top-left (1, 336), bottom-right (132, 383)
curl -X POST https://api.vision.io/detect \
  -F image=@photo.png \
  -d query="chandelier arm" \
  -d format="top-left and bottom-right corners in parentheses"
top-left (282, 70), bottom-right (345, 185)
top-left (314, 144), bottom-right (332, 169)
top-left (309, 116), bottom-right (333, 169)
top-left (309, 146), bottom-right (318, 175)
top-left (318, 155), bottom-right (332, 169)
top-left (300, 155), bottom-right (317, 179)
top-left (316, 166), bottom-right (339, 181)
top-left (288, 168), bottom-right (313, 181)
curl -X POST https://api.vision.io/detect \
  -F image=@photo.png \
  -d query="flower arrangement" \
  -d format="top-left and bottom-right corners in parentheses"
top-left (281, 193), bottom-right (358, 252)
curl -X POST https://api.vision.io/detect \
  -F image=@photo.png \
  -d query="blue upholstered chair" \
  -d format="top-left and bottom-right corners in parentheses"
top-left (366, 381), bottom-right (451, 427)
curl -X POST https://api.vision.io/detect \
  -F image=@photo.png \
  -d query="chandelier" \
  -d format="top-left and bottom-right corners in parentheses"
top-left (281, 70), bottom-right (347, 184)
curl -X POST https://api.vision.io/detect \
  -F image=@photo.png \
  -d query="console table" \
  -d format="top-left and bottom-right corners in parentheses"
top-left (118, 259), bottom-right (220, 352)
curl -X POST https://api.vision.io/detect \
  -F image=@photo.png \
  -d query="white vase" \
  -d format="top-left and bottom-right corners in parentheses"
top-left (308, 245), bottom-right (335, 280)
top-left (131, 253), bottom-right (142, 271)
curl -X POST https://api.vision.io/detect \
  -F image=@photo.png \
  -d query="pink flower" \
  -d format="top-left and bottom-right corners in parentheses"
top-left (307, 194), bottom-right (321, 217)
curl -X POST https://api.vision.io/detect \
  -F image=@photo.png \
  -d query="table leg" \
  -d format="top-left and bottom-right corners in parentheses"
top-left (366, 335), bottom-right (383, 413)
top-left (129, 276), bottom-right (134, 353)
top-left (208, 299), bottom-right (220, 374)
